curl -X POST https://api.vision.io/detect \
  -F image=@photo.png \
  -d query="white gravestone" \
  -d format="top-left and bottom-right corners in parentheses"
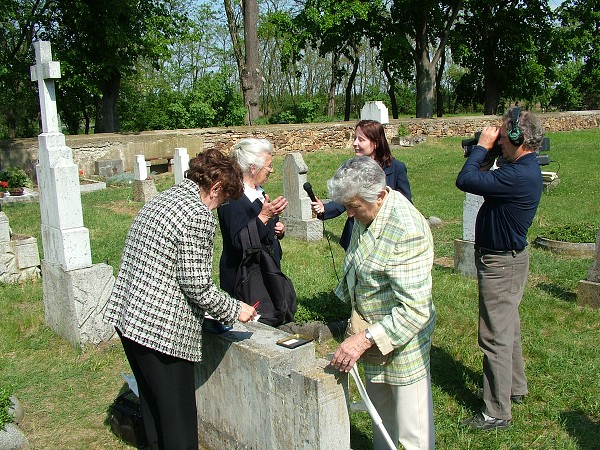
top-left (360, 101), bottom-right (389, 124)
top-left (453, 192), bottom-right (485, 278)
top-left (280, 153), bottom-right (323, 241)
top-left (134, 154), bottom-right (148, 181)
top-left (31, 40), bottom-right (114, 346)
top-left (133, 154), bottom-right (157, 202)
top-left (173, 147), bottom-right (190, 185)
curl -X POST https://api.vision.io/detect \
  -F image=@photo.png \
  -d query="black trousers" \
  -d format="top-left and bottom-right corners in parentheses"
top-left (117, 329), bottom-right (198, 450)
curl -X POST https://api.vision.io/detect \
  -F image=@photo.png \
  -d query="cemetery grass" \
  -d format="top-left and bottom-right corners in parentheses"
top-left (0, 128), bottom-right (598, 449)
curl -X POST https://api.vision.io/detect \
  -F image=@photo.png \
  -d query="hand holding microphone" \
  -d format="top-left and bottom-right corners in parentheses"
top-left (303, 182), bottom-right (324, 219)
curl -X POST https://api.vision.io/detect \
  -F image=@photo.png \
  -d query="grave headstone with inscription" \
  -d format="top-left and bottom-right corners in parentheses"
top-left (280, 153), bottom-right (323, 241)
top-left (30, 40), bottom-right (114, 345)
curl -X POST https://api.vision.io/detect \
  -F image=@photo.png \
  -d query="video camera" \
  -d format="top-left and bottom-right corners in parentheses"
top-left (462, 132), bottom-right (551, 166)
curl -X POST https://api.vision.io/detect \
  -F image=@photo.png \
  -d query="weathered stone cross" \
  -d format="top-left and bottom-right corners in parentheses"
top-left (30, 40), bottom-right (61, 134)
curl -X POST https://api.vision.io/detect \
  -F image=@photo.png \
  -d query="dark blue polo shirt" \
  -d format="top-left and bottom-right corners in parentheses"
top-left (456, 146), bottom-right (542, 251)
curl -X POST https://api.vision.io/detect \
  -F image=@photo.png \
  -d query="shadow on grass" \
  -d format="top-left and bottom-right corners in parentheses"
top-left (430, 345), bottom-right (482, 413)
top-left (559, 411), bottom-right (600, 450)
top-left (297, 291), bottom-right (351, 324)
top-left (536, 282), bottom-right (578, 303)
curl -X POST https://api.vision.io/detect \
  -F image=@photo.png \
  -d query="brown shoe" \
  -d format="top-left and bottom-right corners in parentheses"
top-left (461, 413), bottom-right (511, 431)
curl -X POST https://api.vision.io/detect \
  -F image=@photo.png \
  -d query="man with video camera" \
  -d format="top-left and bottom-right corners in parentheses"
top-left (456, 108), bottom-right (544, 431)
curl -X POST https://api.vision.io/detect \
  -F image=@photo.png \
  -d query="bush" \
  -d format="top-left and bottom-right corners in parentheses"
top-left (106, 172), bottom-right (136, 187)
top-left (542, 223), bottom-right (598, 243)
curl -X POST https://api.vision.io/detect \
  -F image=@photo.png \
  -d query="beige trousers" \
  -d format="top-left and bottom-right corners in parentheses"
top-left (366, 374), bottom-right (435, 450)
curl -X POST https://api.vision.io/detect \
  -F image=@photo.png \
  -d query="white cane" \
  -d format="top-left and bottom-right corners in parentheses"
top-left (348, 364), bottom-right (397, 450)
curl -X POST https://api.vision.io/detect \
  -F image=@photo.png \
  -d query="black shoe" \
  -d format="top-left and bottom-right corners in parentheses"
top-left (510, 394), bottom-right (525, 404)
top-left (461, 413), bottom-right (511, 431)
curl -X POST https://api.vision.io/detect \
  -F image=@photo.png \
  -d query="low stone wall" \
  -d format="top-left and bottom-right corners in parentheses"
top-left (1, 111), bottom-right (598, 179)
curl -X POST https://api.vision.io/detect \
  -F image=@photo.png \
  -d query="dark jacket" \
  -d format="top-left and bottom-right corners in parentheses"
top-left (323, 158), bottom-right (412, 250)
top-left (456, 146), bottom-right (542, 251)
top-left (217, 193), bottom-right (282, 295)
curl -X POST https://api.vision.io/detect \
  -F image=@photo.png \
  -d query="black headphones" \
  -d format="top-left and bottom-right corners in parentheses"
top-left (508, 107), bottom-right (524, 146)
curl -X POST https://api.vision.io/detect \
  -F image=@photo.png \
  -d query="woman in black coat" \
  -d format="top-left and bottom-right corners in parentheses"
top-left (217, 139), bottom-right (288, 310)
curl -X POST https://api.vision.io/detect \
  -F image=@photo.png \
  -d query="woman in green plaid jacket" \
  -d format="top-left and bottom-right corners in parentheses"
top-left (329, 157), bottom-right (436, 450)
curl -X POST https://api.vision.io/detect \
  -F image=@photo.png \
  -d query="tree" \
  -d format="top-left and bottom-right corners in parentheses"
top-left (224, 0), bottom-right (263, 125)
top-left (0, 0), bottom-right (53, 138)
top-left (280, 0), bottom-right (381, 121)
top-left (451, 0), bottom-right (553, 115)
top-left (50, 0), bottom-right (181, 133)
top-left (554, 0), bottom-right (600, 109)
top-left (390, 0), bottom-right (462, 118)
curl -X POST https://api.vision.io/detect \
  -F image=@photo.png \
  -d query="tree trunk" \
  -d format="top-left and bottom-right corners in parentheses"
top-left (415, 55), bottom-right (435, 118)
top-left (327, 53), bottom-right (339, 117)
top-left (383, 68), bottom-right (398, 119)
top-left (483, 52), bottom-right (499, 115)
top-left (242, 0), bottom-right (262, 125)
top-left (344, 53), bottom-right (360, 121)
top-left (95, 73), bottom-right (120, 133)
top-left (436, 51), bottom-right (446, 117)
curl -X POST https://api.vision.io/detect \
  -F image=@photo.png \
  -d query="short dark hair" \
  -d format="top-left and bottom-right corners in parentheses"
top-left (355, 120), bottom-right (393, 168)
top-left (186, 149), bottom-right (244, 200)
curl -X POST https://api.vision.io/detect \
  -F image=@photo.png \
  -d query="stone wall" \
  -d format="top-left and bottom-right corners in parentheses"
top-left (1, 111), bottom-right (598, 180)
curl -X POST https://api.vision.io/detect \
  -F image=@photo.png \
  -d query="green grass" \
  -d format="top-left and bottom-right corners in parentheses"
top-left (1, 128), bottom-right (599, 448)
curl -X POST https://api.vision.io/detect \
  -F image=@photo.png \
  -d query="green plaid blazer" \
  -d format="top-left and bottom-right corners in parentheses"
top-left (335, 189), bottom-right (436, 385)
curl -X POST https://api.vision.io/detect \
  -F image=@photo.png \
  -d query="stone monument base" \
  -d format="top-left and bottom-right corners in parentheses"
top-left (577, 279), bottom-right (600, 309)
top-left (42, 260), bottom-right (115, 347)
top-left (454, 238), bottom-right (476, 278)
top-left (282, 217), bottom-right (323, 241)
top-left (133, 179), bottom-right (158, 203)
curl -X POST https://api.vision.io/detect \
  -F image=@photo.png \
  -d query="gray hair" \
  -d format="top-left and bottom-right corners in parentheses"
top-left (230, 138), bottom-right (273, 173)
top-left (504, 109), bottom-right (545, 152)
top-left (328, 156), bottom-right (386, 204)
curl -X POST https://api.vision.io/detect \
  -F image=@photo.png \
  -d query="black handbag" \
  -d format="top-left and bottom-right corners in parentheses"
top-left (109, 389), bottom-right (147, 448)
top-left (234, 220), bottom-right (297, 327)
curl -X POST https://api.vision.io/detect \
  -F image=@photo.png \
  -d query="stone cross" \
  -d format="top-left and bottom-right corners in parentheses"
top-left (31, 40), bottom-right (114, 346)
top-left (173, 147), bottom-right (190, 185)
top-left (30, 41), bottom-right (62, 134)
top-left (280, 153), bottom-right (323, 241)
top-left (31, 40), bottom-right (92, 271)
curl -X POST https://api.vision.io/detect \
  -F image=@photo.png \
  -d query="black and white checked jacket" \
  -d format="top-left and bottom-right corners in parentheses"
top-left (104, 179), bottom-right (241, 361)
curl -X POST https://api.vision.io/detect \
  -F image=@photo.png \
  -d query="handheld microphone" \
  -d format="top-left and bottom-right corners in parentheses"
top-left (303, 182), bottom-right (323, 219)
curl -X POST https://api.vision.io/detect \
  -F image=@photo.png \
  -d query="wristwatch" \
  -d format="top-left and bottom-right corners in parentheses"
top-left (364, 329), bottom-right (375, 345)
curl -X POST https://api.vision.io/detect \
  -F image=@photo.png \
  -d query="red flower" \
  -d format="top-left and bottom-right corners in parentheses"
top-left (0, 181), bottom-right (8, 189)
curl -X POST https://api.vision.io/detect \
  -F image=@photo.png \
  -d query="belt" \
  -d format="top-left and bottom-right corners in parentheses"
top-left (475, 246), bottom-right (525, 256)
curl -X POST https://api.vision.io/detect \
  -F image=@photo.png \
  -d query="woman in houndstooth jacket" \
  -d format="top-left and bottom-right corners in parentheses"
top-left (104, 149), bottom-right (257, 450)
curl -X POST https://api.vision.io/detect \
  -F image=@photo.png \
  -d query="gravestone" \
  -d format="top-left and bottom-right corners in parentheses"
top-left (280, 153), bottom-right (323, 241)
top-left (0, 211), bottom-right (41, 283)
top-left (577, 227), bottom-right (600, 308)
top-left (453, 193), bottom-right (484, 278)
top-left (133, 154), bottom-right (157, 203)
top-left (360, 101), bottom-right (389, 124)
top-left (30, 40), bottom-right (114, 346)
top-left (173, 147), bottom-right (190, 185)
top-left (95, 159), bottom-right (123, 178)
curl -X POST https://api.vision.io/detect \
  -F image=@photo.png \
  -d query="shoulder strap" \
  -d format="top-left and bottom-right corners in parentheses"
top-left (240, 219), bottom-right (262, 251)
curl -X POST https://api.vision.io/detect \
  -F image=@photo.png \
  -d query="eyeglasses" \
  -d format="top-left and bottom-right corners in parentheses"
top-left (262, 164), bottom-right (274, 172)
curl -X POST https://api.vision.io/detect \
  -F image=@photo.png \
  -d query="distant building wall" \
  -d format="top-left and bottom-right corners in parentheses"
top-left (1, 111), bottom-right (598, 181)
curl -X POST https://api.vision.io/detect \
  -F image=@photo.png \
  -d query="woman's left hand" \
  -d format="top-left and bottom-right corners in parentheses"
top-left (274, 221), bottom-right (285, 238)
top-left (331, 332), bottom-right (372, 372)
